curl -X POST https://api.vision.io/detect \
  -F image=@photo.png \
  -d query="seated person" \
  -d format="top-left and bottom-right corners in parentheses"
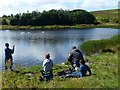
top-left (62, 60), bottom-right (91, 78)
top-left (40, 53), bottom-right (53, 81)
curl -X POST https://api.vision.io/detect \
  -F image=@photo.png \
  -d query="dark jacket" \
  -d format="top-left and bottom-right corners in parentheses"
top-left (68, 49), bottom-right (84, 63)
top-left (5, 48), bottom-right (14, 59)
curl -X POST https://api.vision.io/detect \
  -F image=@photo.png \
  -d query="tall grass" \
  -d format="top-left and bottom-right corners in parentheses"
top-left (80, 35), bottom-right (120, 55)
top-left (1, 24), bottom-right (119, 30)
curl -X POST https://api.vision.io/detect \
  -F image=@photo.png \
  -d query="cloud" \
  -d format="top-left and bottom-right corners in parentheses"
top-left (0, 0), bottom-right (119, 16)
top-left (80, 0), bottom-right (118, 11)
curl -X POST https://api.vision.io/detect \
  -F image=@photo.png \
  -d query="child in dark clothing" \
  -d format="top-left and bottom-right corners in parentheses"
top-left (4, 43), bottom-right (15, 70)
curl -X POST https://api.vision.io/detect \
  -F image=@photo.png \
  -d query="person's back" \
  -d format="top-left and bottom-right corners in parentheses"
top-left (68, 46), bottom-right (84, 67)
top-left (4, 43), bottom-right (15, 70)
top-left (79, 60), bottom-right (91, 77)
top-left (40, 53), bottom-right (53, 81)
top-left (5, 48), bottom-right (14, 59)
top-left (79, 64), bottom-right (91, 77)
top-left (72, 49), bottom-right (84, 62)
top-left (43, 58), bottom-right (53, 72)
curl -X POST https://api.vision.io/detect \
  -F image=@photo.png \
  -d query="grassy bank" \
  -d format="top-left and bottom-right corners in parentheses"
top-left (1, 52), bottom-right (118, 88)
top-left (91, 9), bottom-right (118, 23)
top-left (80, 35), bottom-right (120, 55)
top-left (1, 24), bottom-right (119, 30)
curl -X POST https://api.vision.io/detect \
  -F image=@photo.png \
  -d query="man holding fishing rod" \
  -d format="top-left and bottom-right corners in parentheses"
top-left (4, 43), bottom-right (15, 71)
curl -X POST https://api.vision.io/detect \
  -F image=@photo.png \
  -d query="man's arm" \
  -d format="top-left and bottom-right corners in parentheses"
top-left (79, 51), bottom-right (84, 60)
top-left (87, 66), bottom-right (92, 76)
top-left (42, 60), bottom-right (45, 67)
top-left (12, 45), bottom-right (15, 54)
top-left (68, 53), bottom-right (73, 63)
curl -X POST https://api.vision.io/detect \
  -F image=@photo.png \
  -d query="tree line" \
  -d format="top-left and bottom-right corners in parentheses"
top-left (1, 9), bottom-right (97, 26)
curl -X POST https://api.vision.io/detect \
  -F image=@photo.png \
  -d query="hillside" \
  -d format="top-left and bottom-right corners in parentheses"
top-left (90, 9), bottom-right (119, 23)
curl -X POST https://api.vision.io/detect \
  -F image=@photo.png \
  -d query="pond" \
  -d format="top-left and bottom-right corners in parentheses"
top-left (0, 28), bottom-right (119, 70)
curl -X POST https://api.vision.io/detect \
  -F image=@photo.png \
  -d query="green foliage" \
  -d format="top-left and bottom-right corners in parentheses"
top-left (91, 9), bottom-right (118, 24)
top-left (0, 19), bottom-right (2, 25)
top-left (80, 35), bottom-right (120, 55)
top-left (101, 17), bottom-right (110, 23)
top-left (111, 18), bottom-right (119, 23)
top-left (71, 9), bottom-right (96, 24)
top-left (2, 18), bottom-right (8, 25)
top-left (6, 9), bottom-right (96, 26)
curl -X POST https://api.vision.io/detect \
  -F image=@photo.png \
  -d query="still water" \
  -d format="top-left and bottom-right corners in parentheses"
top-left (0, 28), bottom-right (119, 70)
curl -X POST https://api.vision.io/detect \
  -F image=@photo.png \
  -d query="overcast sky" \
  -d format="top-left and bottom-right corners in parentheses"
top-left (0, 0), bottom-right (119, 16)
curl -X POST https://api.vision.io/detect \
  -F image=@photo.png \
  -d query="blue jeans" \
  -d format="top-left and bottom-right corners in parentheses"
top-left (66, 71), bottom-right (82, 77)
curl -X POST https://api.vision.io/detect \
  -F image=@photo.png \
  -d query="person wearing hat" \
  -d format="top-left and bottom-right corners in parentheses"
top-left (4, 43), bottom-right (15, 70)
top-left (68, 46), bottom-right (84, 69)
top-left (40, 53), bottom-right (53, 81)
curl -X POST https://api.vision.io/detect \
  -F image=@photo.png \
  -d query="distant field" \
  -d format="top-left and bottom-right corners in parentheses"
top-left (91, 9), bottom-right (118, 22)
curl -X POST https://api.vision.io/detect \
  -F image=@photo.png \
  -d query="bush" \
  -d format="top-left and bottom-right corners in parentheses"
top-left (101, 17), bottom-right (110, 23)
top-left (2, 19), bottom-right (8, 25)
top-left (111, 18), bottom-right (119, 23)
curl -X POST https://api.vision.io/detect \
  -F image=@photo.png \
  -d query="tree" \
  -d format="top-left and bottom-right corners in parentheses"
top-left (70, 9), bottom-right (96, 24)
top-left (8, 9), bottom-right (97, 26)
top-left (10, 17), bottom-right (18, 25)
top-left (2, 18), bottom-right (8, 25)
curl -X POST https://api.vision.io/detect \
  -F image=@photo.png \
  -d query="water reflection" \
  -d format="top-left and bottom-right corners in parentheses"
top-left (0, 28), bottom-right (119, 70)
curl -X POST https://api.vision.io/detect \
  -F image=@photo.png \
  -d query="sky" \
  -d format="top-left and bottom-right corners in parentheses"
top-left (0, 0), bottom-right (119, 16)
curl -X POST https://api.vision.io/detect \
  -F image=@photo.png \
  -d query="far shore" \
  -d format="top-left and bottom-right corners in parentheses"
top-left (0, 23), bottom-right (119, 30)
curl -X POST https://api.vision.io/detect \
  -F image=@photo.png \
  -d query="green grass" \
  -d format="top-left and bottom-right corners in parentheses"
top-left (80, 35), bottom-right (120, 55)
top-left (91, 9), bottom-right (119, 23)
top-left (1, 24), bottom-right (119, 30)
top-left (0, 72), bottom-right (2, 89)
top-left (1, 52), bottom-right (118, 88)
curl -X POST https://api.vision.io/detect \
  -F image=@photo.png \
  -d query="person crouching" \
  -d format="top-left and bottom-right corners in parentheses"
top-left (40, 53), bottom-right (53, 82)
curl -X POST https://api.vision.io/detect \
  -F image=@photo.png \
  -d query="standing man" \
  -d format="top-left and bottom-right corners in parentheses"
top-left (68, 46), bottom-right (84, 68)
top-left (4, 43), bottom-right (15, 70)
top-left (40, 53), bottom-right (53, 81)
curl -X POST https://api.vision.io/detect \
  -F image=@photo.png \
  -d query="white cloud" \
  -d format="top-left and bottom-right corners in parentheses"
top-left (0, 0), bottom-right (119, 16)
top-left (40, 3), bottom-right (67, 11)
top-left (80, 0), bottom-right (118, 11)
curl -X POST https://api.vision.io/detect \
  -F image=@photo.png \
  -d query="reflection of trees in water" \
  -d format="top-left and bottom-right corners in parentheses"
top-left (12, 37), bottom-right (85, 47)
